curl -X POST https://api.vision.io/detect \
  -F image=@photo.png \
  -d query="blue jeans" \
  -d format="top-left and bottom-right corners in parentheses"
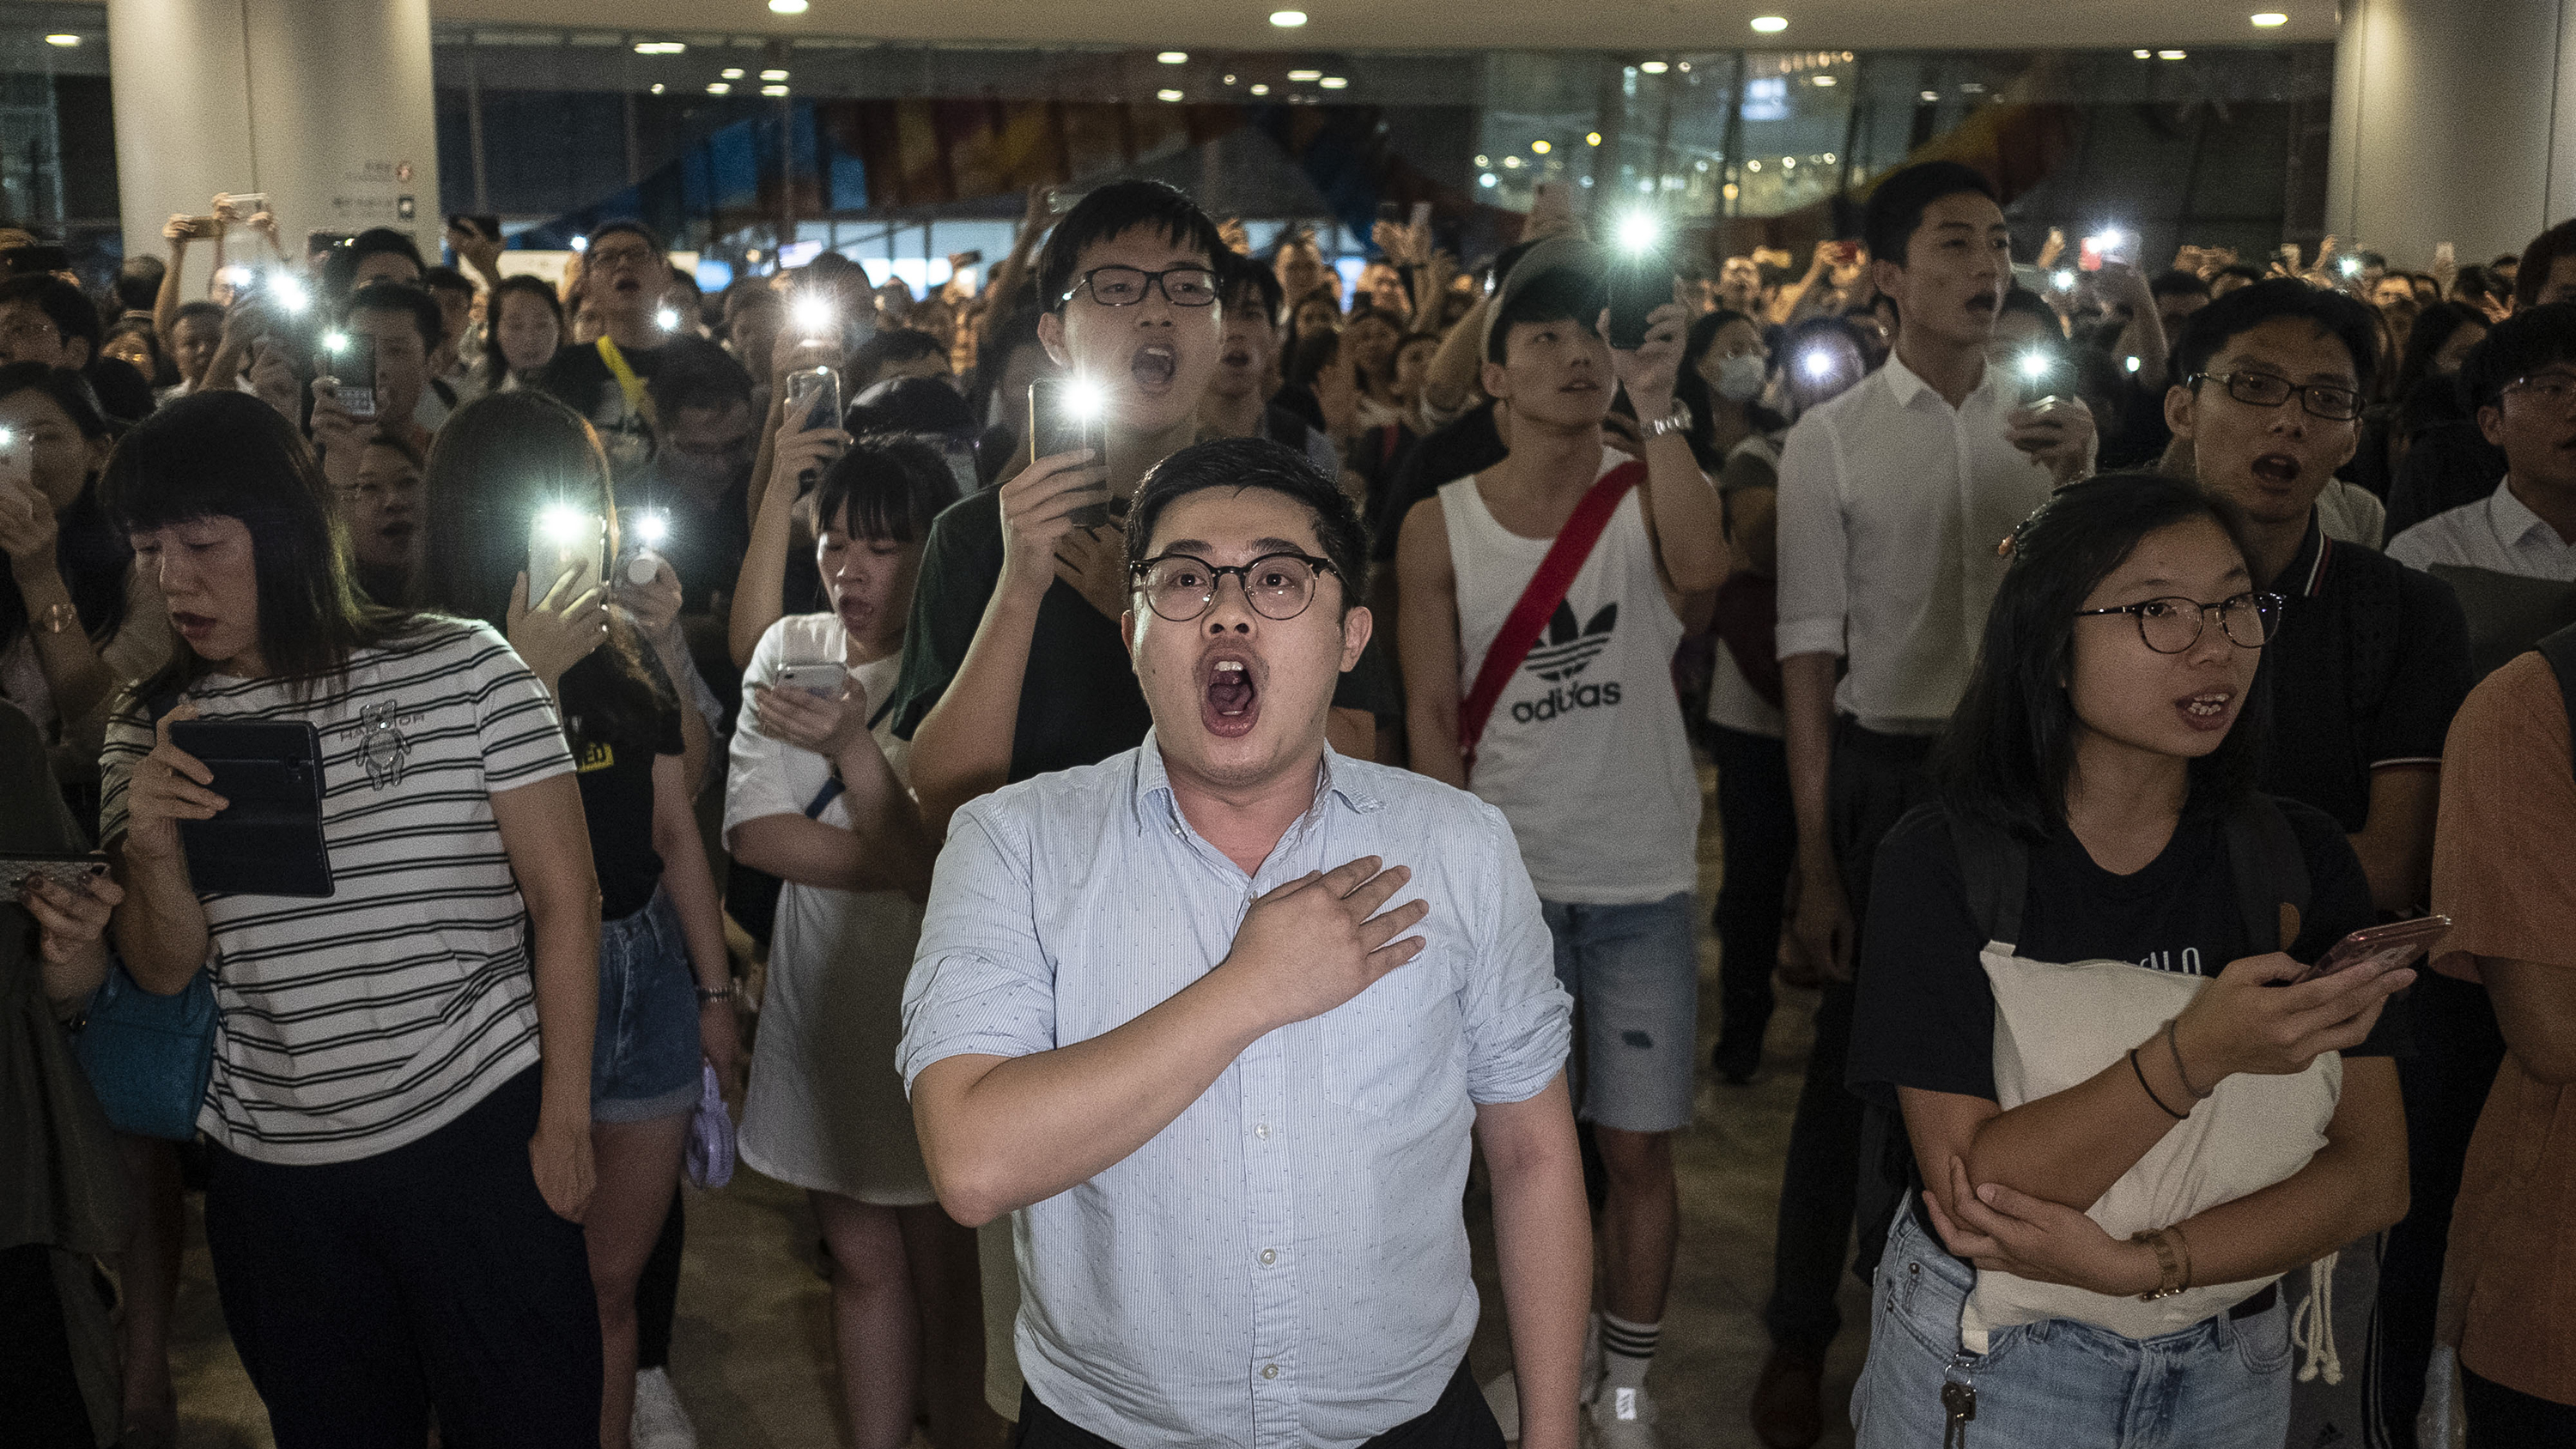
top-left (589, 886), bottom-right (700, 1123)
top-left (1853, 1211), bottom-right (2293, 1449)
top-left (1540, 892), bottom-right (1698, 1134)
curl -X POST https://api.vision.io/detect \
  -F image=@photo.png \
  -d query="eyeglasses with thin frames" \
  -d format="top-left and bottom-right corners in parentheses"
top-left (1064, 266), bottom-right (1222, 309)
top-left (2501, 369), bottom-right (2576, 409)
top-left (1130, 551), bottom-right (1337, 622)
top-left (2189, 370), bottom-right (2364, 423)
top-left (2074, 591), bottom-right (2284, 654)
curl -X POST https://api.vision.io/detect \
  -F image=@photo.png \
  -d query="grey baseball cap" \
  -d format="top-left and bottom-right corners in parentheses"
top-left (1479, 234), bottom-right (1609, 360)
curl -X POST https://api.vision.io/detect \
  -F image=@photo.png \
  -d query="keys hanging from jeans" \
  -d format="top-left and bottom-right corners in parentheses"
top-left (1941, 1379), bottom-right (1977, 1448)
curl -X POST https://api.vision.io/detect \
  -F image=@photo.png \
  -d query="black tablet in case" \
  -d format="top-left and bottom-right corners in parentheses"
top-left (169, 719), bottom-right (334, 898)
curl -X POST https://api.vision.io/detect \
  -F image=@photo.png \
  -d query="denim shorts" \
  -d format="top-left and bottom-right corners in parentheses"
top-left (1540, 892), bottom-right (1699, 1134)
top-left (589, 885), bottom-right (702, 1123)
top-left (1852, 1210), bottom-right (2293, 1449)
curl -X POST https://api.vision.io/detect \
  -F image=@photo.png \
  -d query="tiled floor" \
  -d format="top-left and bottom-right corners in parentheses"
top-left (162, 766), bottom-right (1869, 1447)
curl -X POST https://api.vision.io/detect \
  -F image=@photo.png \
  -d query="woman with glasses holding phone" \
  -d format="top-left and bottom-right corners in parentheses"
top-left (1844, 475), bottom-right (2415, 1448)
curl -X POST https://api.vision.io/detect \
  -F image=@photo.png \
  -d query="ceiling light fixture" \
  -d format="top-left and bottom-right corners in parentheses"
top-left (2134, 49), bottom-right (2154, 58)
top-left (43, 33), bottom-right (79, 46)
top-left (1531, 139), bottom-right (1552, 154)
top-left (2251, 11), bottom-right (2287, 24)
top-left (1250, 83), bottom-right (1271, 95)
top-left (650, 82), bottom-right (665, 94)
top-left (1288, 69), bottom-right (1322, 82)
top-left (2159, 49), bottom-right (2188, 58)
top-left (1586, 132), bottom-right (1602, 146)
top-left (633, 40), bottom-right (684, 54)
top-left (762, 83), bottom-right (789, 95)
top-left (760, 69), bottom-right (788, 80)
top-left (1159, 51), bottom-right (1188, 64)
top-left (1811, 75), bottom-right (1837, 85)
top-left (1750, 15), bottom-right (1789, 33)
top-left (1640, 60), bottom-right (1669, 74)
top-left (1270, 9), bottom-right (1308, 27)
top-left (768, 0), bottom-right (809, 12)
top-left (1157, 88), bottom-right (1184, 101)
top-left (1920, 89), bottom-right (1940, 101)
top-left (721, 67), bottom-right (744, 78)
top-left (1320, 76), bottom-right (1348, 88)
top-left (707, 82), bottom-right (732, 94)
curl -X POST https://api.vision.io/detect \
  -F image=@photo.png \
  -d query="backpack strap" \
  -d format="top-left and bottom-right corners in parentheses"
top-left (2223, 796), bottom-right (2312, 954)
top-left (1941, 805), bottom-right (2031, 953)
top-left (2538, 622), bottom-right (2576, 777)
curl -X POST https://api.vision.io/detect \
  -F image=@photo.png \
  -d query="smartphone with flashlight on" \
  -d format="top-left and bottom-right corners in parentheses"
top-left (1607, 215), bottom-right (1673, 350)
top-left (619, 507), bottom-right (671, 587)
top-left (527, 506), bottom-right (606, 604)
top-left (1030, 375), bottom-right (1112, 529)
top-left (0, 426), bottom-right (30, 495)
top-left (775, 663), bottom-right (849, 700)
top-left (328, 330), bottom-right (379, 420)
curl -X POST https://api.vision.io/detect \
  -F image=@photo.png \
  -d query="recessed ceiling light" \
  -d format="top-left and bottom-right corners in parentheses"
top-left (1747, 161), bottom-right (1762, 172)
top-left (762, 84), bottom-right (789, 95)
top-left (2134, 49), bottom-right (2154, 58)
top-left (1503, 155), bottom-right (1522, 168)
top-left (650, 82), bottom-right (665, 94)
top-left (1479, 174), bottom-right (1498, 189)
top-left (2251, 11), bottom-right (2287, 24)
top-left (1223, 74), bottom-right (1237, 84)
top-left (1474, 155), bottom-right (1490, 167)
top-left (1157, 88), bottom-right (1184, 102)
top-left (1319, 76), bottom-right (1347, 89)
top-left (1920, 89), bottom-right (1940, 101)
top-left (1158, 51), bottom-right (1188, 64)
top-left (768, 0), bottom-right (809, 12)
top-left (760, 69), bottom-right (788, 80)
top-left (1640, 60), bottom-right (1669, 74)
top-left (1249, 83), bottom-right (1270, 95)
top-left (1288, 69), bottom-right (1322, 82)
top-left (1811, 75), bottom-right (1837, 85)
top-left (1270, 9), bottom-right (1308, 26)
top-left (1750, 15), bottom-right (1789, 33)
top-left (1585, 132), bottom-right (1601, 146)
top-left (707, 82), bottom-right (732, 94)
top-left (722, 67), bottom-right (744, 78)
top-left (633, 40), bottom-right (685, 54)
top-left (2159, 48), bottom-right (2188, 58)
top-left (43, 33), bottom-right (78, 46)
top-left (1531, 139), bottom-right (1552, 154)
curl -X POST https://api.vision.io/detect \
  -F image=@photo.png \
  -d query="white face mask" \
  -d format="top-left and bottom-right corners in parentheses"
top-left (1714, 351), bottom-right (1768, 403)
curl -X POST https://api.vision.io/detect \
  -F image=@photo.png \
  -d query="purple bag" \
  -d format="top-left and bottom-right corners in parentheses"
top-left (683, 1060), bottom-right (735, 1189)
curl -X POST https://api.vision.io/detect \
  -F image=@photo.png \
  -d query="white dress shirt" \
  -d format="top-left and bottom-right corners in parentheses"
top-left (2386, 477), bottom-right (2576, 580)
top-left (1773, 352), bottom-right (2061, 732)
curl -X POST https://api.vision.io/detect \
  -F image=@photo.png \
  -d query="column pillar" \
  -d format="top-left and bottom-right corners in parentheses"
top-left (2326, 0), bottom-right (2576, 267)
top-left (107, 0), bottom-right (440, 274)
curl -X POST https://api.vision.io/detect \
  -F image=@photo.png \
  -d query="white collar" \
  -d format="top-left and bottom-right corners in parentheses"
top-left (2493, 476), bottom-right (2576, 549)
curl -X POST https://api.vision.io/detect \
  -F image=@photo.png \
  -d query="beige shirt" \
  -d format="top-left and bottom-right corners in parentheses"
top-left (2431, 651), bottom-right (2576, 1405)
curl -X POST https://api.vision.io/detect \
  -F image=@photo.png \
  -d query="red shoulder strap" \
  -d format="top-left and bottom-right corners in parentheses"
top-left (1458, 461), bottom-right (1645, 773)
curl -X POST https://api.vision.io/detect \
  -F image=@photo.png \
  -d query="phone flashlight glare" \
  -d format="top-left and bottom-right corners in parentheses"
top-left (537, 504), bottom-right (588, 545)
top-left (1617, 212), bottom-right (1662, 255)
top-left (634, 509), bottom-right (671, 548)
top-left (793, 294), bottom-right (835, 339)
top-left (656, 306), bottom-right (681, 333)
top-left (1801, 349), bottom-right (1837, 380)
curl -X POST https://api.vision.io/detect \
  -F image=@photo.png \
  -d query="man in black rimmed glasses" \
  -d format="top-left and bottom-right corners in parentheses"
top-left (891, 181), bottom-right (1391, 840)
top-left (2166, 277), bottom-right (2475, 1449)
top-left (902, 436), bottom-right (1587, 1449)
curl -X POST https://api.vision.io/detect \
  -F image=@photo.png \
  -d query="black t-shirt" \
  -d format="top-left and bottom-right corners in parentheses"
top-left (1370, 401), bottom-right (1507, 563)
top-left (559, 648), bottom-right (685, 921)
top-left (531, 335), bottom-right (744, 481)
top-left (888, 487), bottom-right (1399, 779)
top-left (2257, 519), bottom-right (2473, 832)
top-left (1848, 795), bottom-right (2397, 1113)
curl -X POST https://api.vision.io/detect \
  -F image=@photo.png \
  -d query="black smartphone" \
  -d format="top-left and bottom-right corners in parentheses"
top-left (1607, 246), bottom-right (1672, 349)
top-left (1029, 375), bottom-right (1111, 529)
top-left (167, 719), bottom-right (333, 898)
top-left (0, 244), bottom-right (70, 276)
top-left (331, 331), bottom-right (379, 419)
top-left (1377, 199), bottom-right (1404, 226)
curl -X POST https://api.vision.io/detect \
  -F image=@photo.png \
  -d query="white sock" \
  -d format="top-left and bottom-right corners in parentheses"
top-left (1600, 1311), bottom-right (1658, 1394)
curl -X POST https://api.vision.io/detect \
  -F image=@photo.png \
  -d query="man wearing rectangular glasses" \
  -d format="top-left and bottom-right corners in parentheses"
top-left (2164, 277), bottom-right (2475, 1449)
top-left (901, 437), bottom-right (1586, 1449)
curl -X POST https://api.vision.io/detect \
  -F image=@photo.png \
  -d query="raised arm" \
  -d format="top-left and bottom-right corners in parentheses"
top-left (1610, 300), bottom-right (1727, 599)
top-left (730, 419), bottom-right (850, 669)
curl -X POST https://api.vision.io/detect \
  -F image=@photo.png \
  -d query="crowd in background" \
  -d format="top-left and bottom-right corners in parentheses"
top-left (4, 155), bottom-right (2576, 1449)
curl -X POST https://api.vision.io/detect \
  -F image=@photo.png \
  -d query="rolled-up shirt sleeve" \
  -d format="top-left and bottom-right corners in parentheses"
top-left (898, 800), bottom-right (1059, 1092)
top-left (1459, 801), bottom-right (1573, 1104)
top-left (1771, 414), bottom-right (1849, 661)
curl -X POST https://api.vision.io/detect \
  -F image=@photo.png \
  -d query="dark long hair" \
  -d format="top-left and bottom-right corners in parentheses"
top-left (102, 391), bottom-right (415, 706)
top-left (2391, 300), bottom-right (2487, 404)
top-left (1935, 472), bottom-right (2268, 841)
top-left (1674, 308), bottom-right (1789, 470)
top-left (483, 274), bottom-right (566, 385)
top-left (414, 390), bottom-right (665, 745)
top-left (0, 365), bottom-right (126, 656)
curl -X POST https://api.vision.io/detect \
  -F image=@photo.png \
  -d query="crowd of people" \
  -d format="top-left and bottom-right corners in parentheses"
top-left (3, 155), bottom-right (2574, 1449)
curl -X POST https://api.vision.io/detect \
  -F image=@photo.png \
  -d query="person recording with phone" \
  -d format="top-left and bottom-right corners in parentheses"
top-left (726, 436), bottom-right (1000, 1449)
top-left (1845, 473), bottom-right (2413, 1449)
top-left (96, 391), bottom-right (606, 1443)
top-left (412, 388), bottom-right (738, 1449)
top-left (308, 282), bottom-right (444, 494)
top-left (892, 180), bottom-right (1389, 833)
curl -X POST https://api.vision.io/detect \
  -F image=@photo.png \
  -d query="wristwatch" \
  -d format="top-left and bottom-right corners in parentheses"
top-left (696, 985), bottom-right (736, 1005)
top-left (33, 602), bottom-right (76, 634)
top-left (1640, 400), bottom-right (1693, 440)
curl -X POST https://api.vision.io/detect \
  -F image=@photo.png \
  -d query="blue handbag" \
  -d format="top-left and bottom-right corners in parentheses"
top-left (71, 957), bottom-right (216, 1142)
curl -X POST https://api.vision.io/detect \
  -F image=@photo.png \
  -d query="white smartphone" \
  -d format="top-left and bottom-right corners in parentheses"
top-left (775, 663), bottom-right (848, 700)
top-left (526, 506), bottom-right (605, 603)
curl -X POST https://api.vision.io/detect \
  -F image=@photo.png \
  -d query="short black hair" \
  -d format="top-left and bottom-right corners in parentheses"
top-left (811, 433), bottom-right (956, 545)
top-left (849, 327), bottom-right (947, 390)
top-left (2172, 279), bottom-right (2379, 399)
top-left (172, 300), bottom-right (225, 336)
top-left (2458, 302), bottom-right (2576, 410)
top-left (2393, 300), bottom-right (2490, 403)
top-left (2149, 269), bottom-right (2212, 301)
top-left (1999, 288), bottom-right (2061, 333)
top-left (1218, 248), bottom-right (1285, 328)
top-left (2517, 221), bottom-right (2576, 309)
top-left (847, 374), bottom-right (975, 439)
top-left (1035, 179), bottom-right (1226, 315)
top-left (345, 281), bottom-right (444, 355)
top-left (645, 350), bottom-right (755, 418)
top-left (419, 264), bottom-right (473, 298)
top-left (1936, 471), bottom-right (2264, 841)
top-left (588, 219), bottom-right (665, 257)
top-left (1486, 265), bottom-right (1605, 364)
top-left (1125, 436), bottom-right (1368, 617)
top-left (1861, 161), bottom-right (1998, 268)
top-left (115, 256), bottom-right (165, 314)
top-left (0, 273), bottom-right (100, 349)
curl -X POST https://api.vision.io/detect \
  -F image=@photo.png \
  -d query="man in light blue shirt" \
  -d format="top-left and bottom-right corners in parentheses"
top-left (900, 436), bottom-right (1588, 1449)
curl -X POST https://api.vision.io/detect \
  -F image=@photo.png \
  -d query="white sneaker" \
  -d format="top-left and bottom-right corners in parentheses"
top-left (633, 1367), bottom-right (701, 1449)
top-left (1586, 1383), bottom-right (1662, 1449)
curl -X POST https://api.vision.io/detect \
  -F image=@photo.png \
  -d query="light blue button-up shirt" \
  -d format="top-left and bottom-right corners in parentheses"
top-left (899, 736), bottom-right (1571, 1449)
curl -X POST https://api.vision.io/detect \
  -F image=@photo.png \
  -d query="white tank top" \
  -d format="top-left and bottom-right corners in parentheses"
top-left (1440, 454), bottom-right (1700, 905)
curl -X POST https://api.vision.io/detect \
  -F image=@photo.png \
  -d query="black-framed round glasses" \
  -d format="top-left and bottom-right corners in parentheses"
top-left (1132, 551), bottom-right (1337, 622)
top-left (1066, 265), bottom-right (1222, 308)
top-left (2075, 591), bottom-right (2284, 653)
top-left (2189, 370), bottom-right (2364, 422)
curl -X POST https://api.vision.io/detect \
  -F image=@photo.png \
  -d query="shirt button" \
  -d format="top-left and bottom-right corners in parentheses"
top-left (1259, 1247), bottom-right (1277, 1266)
top-left (1171, 825), bottom-right (1185, 839)
top-left (1261, 1364), bottom-right (1279, 1380)
top-left (1255, 1123), bottom-right (1271, 1140)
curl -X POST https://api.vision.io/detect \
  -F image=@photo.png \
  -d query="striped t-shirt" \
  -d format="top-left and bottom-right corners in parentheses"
top-left (100, 618), bottom-right (577, 1165)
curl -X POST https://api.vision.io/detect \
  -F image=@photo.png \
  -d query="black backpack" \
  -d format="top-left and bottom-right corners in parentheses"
top-left (2539, 623), bottom-right (2576, 774)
